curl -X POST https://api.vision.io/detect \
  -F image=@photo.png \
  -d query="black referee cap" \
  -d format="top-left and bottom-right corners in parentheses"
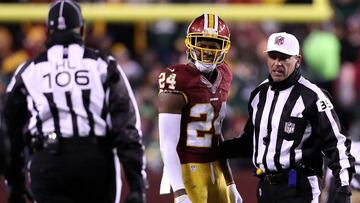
top-left (47, 0), bottom-right (84, 31)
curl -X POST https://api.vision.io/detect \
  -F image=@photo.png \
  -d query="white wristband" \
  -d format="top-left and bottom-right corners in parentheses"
top-left (175, 194), bottom-right (188, 203)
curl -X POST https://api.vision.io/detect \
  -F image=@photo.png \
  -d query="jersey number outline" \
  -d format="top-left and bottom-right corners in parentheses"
top-left (187, 102), bottom-right (226, 148)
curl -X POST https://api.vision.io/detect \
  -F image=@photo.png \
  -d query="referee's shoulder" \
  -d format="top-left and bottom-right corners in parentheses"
top-left (250, 79), bottom-right (269, 97)
top-left (13, 51), bottom-right (45, 78)
top-left (297, 77), bottom-right (324, 97)
top-left (33, 50), bottom-right (48, 65)
top-left (83, 47), bottom-right (109, 62)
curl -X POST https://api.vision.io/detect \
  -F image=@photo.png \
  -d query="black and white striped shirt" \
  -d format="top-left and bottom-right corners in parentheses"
top-left (222, 69), bottom-right (355, 187)
top-left (4, 42), bottom-right (146, 190)
top-left (6, 44), bottom-right (139, 138)
top-left (350, 141), bottom-right (360, 190)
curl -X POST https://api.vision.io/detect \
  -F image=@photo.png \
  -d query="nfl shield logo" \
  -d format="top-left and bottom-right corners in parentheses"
top-left (275, 36), bottom-right (285, 45)
top-left (284, 122), bottom-right (295, 134)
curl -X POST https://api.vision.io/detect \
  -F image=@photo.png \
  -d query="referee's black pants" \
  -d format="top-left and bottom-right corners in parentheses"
top-left (257, 174), bottom-right (322, 203)
top-left (30, 137), bottom-right (116, 203)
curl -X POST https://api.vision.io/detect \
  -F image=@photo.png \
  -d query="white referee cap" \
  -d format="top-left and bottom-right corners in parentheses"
top-left (265, 32), bottom-right (300, 56)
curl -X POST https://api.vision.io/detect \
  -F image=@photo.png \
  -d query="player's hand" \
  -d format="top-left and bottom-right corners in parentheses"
top-left (333, 186), bottom-right (351, 203)
top-left (175, 194), bottom-right (192, 203)
top-left (228, 184), bottom-right (243, 203)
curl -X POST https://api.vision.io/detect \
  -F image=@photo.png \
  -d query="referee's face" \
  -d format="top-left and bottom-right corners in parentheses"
top-left (267, 51), bottom-right (301, 82)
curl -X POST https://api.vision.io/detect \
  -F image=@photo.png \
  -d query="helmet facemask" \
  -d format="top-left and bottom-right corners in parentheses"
top-left (186, 35), bottom-right (230, 65)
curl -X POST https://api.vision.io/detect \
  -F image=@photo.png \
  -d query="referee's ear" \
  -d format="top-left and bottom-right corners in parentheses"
top-left (295, 54), bottom-right (302, 68)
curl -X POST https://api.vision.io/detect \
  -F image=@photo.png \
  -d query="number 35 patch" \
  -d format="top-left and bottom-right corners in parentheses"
top-left (316, 98), bottom-right (334, 112)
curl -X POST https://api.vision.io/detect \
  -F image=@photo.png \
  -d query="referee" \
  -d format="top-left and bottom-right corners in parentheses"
top-left (220, 32), bottom-right (355, 203)
top-left (3, 1), bottom-right (146, 203)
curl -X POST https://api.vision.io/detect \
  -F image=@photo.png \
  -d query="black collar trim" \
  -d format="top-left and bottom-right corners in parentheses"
top-left (268, 68), bottom-right (301, 91)
top-left (46, 31), bottom-right (83, 48)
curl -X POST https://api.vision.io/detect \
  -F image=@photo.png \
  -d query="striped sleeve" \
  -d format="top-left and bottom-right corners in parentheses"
top-left (311, 88), bottom-right (355, 187)
top-left (3, 61), bottom-right (32, 190)
top-left (106, 58), bottom-right (147, 191)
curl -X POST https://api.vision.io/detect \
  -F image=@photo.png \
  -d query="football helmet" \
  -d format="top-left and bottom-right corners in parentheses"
top-left (185, 14), bottom-right (231, 66)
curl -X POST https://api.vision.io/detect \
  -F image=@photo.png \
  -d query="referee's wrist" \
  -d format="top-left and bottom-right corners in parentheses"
top-left (337, 185), bottom-right (351, 194)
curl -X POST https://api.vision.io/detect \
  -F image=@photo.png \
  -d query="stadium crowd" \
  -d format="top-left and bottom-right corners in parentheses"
top-left (0, 0), bottom-right (359, 202)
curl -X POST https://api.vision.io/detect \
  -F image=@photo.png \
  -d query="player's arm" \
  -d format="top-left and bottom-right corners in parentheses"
top-left (219, 130), bottom-right (236, 186)
top-left (158, 92), bottom-right (188, 199)
top-left (219, 158), bottom-right (235, 185)
top-left (219, 134), bottom-right (243, 203)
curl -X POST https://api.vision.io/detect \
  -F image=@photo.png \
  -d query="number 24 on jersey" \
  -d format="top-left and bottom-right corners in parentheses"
top-left (159, 72), bottom-right (176, 90)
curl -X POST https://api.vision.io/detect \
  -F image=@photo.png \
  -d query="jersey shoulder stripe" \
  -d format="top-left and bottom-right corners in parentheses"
top-left (83, 47), bottom-right (108, 63)
top-left (6, 60), bottom-right (33, 92)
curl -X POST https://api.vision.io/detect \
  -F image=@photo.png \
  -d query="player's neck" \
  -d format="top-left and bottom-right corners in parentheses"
top-left (202, 69), bottom-right (218, 83)
top-left (189, 62), bottom-right (218, 83)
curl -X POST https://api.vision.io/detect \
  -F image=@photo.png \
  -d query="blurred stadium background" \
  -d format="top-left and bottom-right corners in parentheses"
top-left (0, 0), bottom-right (360, 202)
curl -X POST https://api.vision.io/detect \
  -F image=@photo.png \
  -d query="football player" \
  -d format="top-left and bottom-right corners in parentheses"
top-left (158, 13), bottom-right (243, 203)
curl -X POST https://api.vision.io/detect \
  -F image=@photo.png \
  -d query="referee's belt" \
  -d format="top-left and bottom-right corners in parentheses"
top-left (31, 134), bottom-right (109, 151)
top-left (60, 136), bottom-right (109, 144)
top-left (259, 169), bottom-right (318, 185)
top-left (262, 172), bottom-right (288, 185)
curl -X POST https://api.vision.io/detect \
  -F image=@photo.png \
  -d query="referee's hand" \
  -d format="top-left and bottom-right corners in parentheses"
top-left (125, 190), bottom-right (146, 203)
top-left (333, 186), bottom-right (351, 203)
